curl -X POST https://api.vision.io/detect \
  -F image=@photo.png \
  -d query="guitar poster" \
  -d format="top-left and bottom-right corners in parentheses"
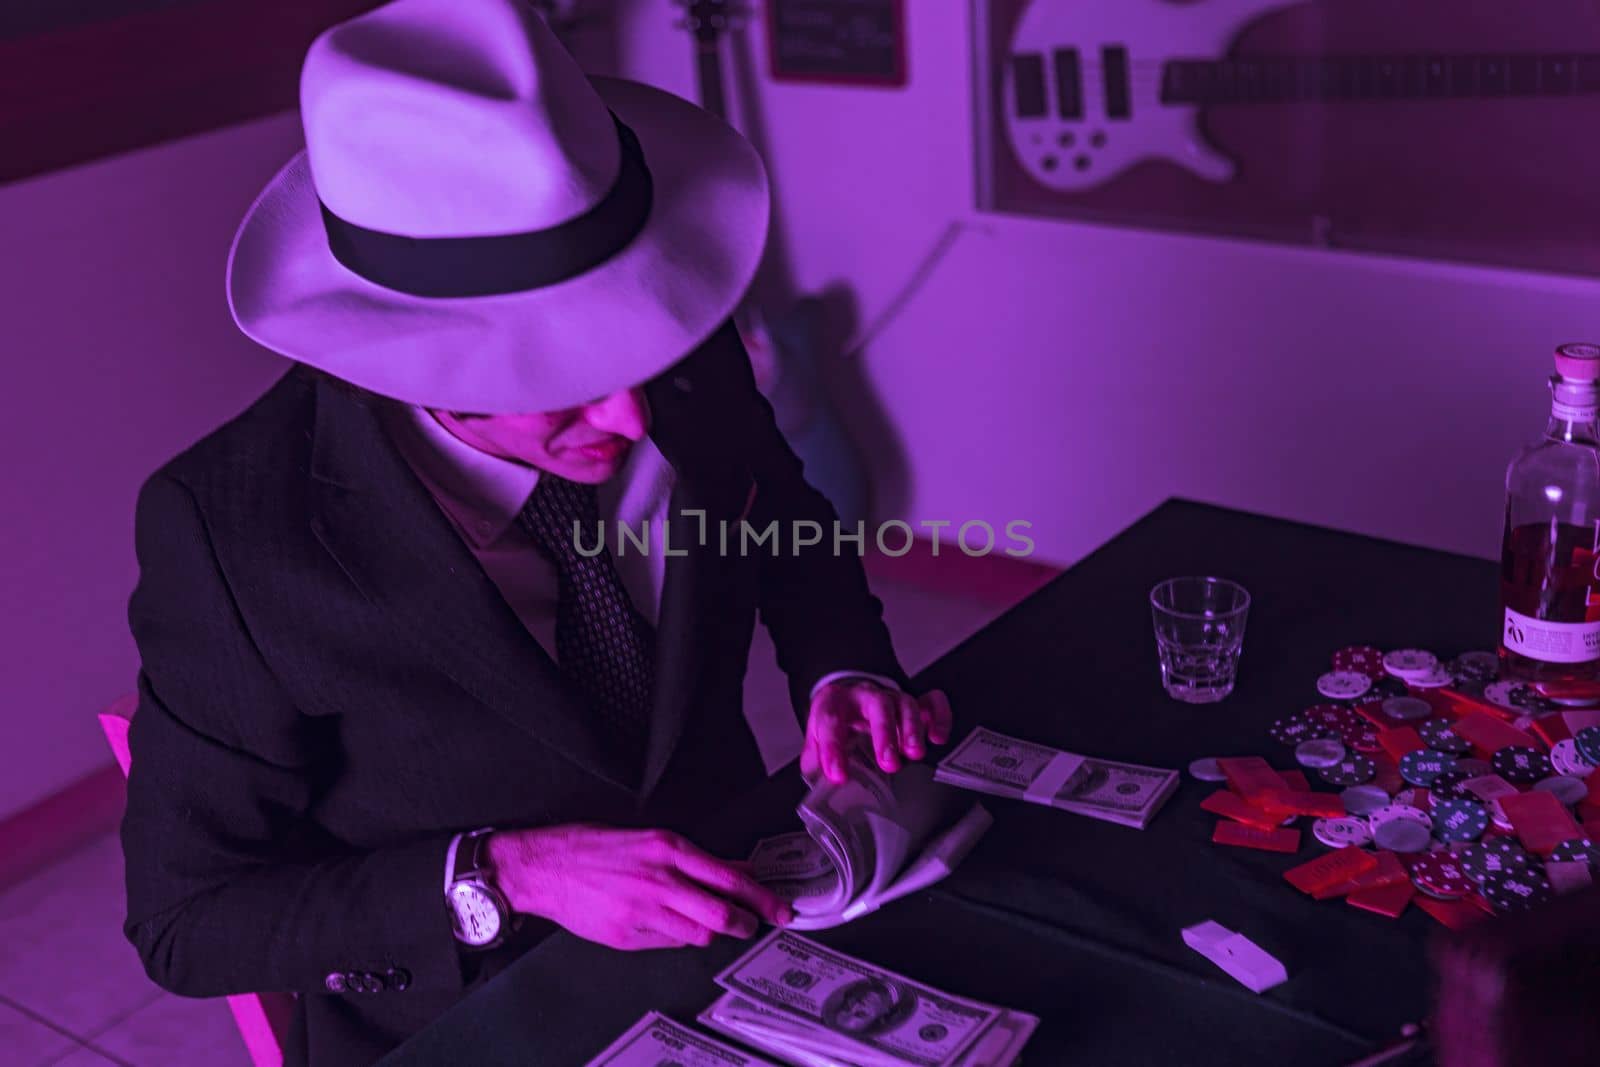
top-left (973, 0), bottom-right (1600, 277)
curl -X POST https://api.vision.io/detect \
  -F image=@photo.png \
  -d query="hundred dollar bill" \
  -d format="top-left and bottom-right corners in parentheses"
top-left (933, 726), bottom-right (1179, 829)
top-left (584, 1012), bottom-right (779, 1067)
top-left (714, 931), bottom-right (999, 1067)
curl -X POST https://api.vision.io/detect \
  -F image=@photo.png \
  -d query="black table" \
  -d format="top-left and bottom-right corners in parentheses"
top-left (382, 499), bottom-right (1502, 1066)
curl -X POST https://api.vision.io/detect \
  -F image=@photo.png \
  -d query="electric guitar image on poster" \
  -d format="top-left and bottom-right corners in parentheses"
top-left (1005, 0), bottom-right (1600, 193)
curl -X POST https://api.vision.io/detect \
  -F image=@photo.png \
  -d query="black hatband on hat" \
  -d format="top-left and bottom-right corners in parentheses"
top-left (318, 115), bottom-right (654, 299)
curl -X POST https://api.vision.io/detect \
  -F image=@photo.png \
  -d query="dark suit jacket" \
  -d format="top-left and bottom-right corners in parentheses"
top-left (120, 322), bottom-right (906, 1065)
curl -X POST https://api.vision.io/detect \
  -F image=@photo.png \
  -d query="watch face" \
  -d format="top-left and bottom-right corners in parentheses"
top-left (447, 882), bottom-right (503, 946)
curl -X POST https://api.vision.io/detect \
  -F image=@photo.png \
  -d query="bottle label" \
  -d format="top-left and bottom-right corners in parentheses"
top-left (1503, 606), bottom-right (1600, 664)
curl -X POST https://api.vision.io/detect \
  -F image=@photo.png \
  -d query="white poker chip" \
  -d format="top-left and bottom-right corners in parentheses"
top-left (1341, 784), bottom-right (1392, 816)
top-left (1374, 819), bottom-right (1433, 853)
top-left (1381, 697), bottom-right (1433, 722)
top-left (1317, 671), bottom-right (1373, 700)
top-left (1313, 816), bottom-right (1373, 849)
top-left (1482, 680), bottom-right (1522, 710)
top-left (1295, 738), bottom-right (1347, 768)
top-left (1188, 757), bottom-right (1228, 782)
top-left (1408, 666), bottom-right (1454, 689)
top-left (1532, 775), bottom-right (1590, 807)
top-left (1369, 803), bottom-right (1432, 834)
top-left (1551, 738), bottom-right (1598, 777)
top-left (1383, 649), bottom-right (1440, 680)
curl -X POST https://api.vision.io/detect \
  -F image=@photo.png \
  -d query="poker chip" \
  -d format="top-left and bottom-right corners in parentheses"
top-left (1458, 837), bottom-right (1534, 882)
top-left (1349, 728), bottom-right (1384, 754)
top-left (1370, 803), bottom-right (1432, 833)
top-left (1481, 867), bottom-right (1553, 913)
top-left (1317, 755), bottom-right (1377, 787)
top-left (1451, 758), bottom-right (1493, 778)
top-left (1549, 838), bottom-right (1600, 870)
top-left (1427, 769), bottom-right (1473, 800)
top-left (1531, 775), bottom-right (1590, 807)
top-left (1313, 816), bottom-right (1373, 849)
top-left (1417, 719), bottom-right (1471, 754)
top-left (1399, 749), bottom-right (1457, 787)
top-left (1268, 713), bottom-right (1332, 747)
top-left (1188, 758), bottom-right (1227, 782)
top-left (1368, 676), bottom-right (1412, 700)
top-left (1380, 697), bottom-right (1433, 723)
top-left (1491, 746), bottom-right (1553, 786)
top-left (1332, 645), bottom-right (1387, 679)
top-left (1374, 819), bottom-right (1433, 853)
top-left (1383, 649), bottom-right (1439, 680)
top-left (1317, 671), bottom-right (1373, 700)
top-left (1482, 680), bottom-right (1524, 710)
top-left (1302, 704), bottom-right (1370, 747)
top-left (1294, 738), bottom-right (1346, 768)
top-left (1447, 651), bottom-right (1499, 683)
top-left (1575, 726), bottom-right (1600, 767)
top-left (1410, 667), bottom-right (1455, 689)
top-left (1550, 738), bottom-right (1598, 777)
top-left (1408, 851), bottom-right (1474, 899)
top-left (1430, 797), bottom-right (1490, 842)
top-left (1342, 784), bottom-right (1391, 816)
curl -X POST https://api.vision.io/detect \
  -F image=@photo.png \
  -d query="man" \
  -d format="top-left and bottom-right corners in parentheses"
top-left (120, 2), bottom-right (950, 1064)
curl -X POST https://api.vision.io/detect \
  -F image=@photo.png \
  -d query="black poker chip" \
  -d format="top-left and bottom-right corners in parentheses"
top-left (1481, 866), bottom-right (1554, 913)
top-left (1268, 713), bottom-right (1333, 746)
top-left (1427, 769), bottom-right (1474, 801)
top-left (1431, 797), bottom-right (1490, 842)
top-left (1418, 719), bottom-right (1472, 756)
top-left (1317, 755), bottom-right (1378, 787)
top-left (1400, 749), bottom-right (1457, 787)
top-left (1550, 838), bottom-right (1600, 870)
top-left (1368, 676), bottom-right (1411, 700)
top-left (1458, 837), bottom-right (1534, 883)
top-left (1491, 746), bottom-right (1553, 785)
top-left (1447, 651), bottom-right (1499, 683)
top-left (1576, 727), bottom-right (1600, 768)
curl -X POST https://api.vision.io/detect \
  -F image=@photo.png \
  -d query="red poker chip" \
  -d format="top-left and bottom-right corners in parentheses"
top-left (1333, 645), bottom-right (1388, 680)
top-left (1408, 851), bottom-right (1474, 900)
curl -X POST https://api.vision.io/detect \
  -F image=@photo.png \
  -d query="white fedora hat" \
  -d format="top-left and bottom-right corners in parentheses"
top-left (225, 0), bottom-right (770, 414)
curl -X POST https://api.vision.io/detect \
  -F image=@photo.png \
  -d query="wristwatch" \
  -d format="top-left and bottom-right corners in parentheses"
top-left (445, 828), bottom-right (512, 950)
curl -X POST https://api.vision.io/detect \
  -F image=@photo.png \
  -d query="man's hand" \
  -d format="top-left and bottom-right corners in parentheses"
top-left (485, 825), bottom-right (794, 951)
top-left (801, 683), bottom-right (954, 784)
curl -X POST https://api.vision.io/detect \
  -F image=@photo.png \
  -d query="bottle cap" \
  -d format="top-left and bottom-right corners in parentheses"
top-left (1553, 343), bottom-right (1600, 382)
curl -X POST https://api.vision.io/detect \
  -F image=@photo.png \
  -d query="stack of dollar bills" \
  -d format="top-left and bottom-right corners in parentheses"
top-left (747, 748), bottom-right (992, 930)
top-left (933, 726), bottom-right (1179, 829)
top-left (698, 931), bottom-right (1038, 1067)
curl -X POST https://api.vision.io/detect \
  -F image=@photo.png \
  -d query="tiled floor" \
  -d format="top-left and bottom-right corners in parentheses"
top-left (1, 578), bottom-right (1002, 1066)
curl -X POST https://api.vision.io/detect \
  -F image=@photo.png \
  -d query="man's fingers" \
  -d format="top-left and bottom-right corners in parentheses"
top-left (920, 688), bottom-right (954, 745)
top-left (649, 904), bottom-right (720, 947)
top-left (896, 693), bottom-right (927, 760)
top-left (621, 928), bottom-right (690, 952)
top-left (856, 690), bottom-right (901, 772)
top-left (664, 878), bottom-right (761, 940)
top-left (672, 845), bottom-right (795, 927)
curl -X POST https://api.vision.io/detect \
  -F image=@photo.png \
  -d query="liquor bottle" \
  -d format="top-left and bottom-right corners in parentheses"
top-left (1500, 343), bottom-right (1600, 682)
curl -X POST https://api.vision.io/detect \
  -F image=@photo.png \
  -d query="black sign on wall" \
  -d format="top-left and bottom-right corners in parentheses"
top-left (767, 0), bottom-right (906, 86)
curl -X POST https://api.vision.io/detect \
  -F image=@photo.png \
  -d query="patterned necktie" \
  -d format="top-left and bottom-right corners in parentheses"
top-left (516, 474), bottom-right (654, 776)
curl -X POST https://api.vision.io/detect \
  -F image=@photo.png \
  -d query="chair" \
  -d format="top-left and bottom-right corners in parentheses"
top-left (99, 693), bottom-right (297, 1067)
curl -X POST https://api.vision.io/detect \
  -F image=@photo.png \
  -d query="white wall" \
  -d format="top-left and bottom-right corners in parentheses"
top-left (608, 2), bottom-right (1597, 567)
top-left (0, 115), bottom-right (303, 821)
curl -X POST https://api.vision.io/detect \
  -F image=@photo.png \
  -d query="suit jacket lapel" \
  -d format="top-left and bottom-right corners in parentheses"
top-left (639, 466), bottom-right (753, 800)
top-left (305, 378), bottom-right (639, 793)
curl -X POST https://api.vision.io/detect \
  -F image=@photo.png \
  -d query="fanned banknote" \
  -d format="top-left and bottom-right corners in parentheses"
top-left (747, 748), bottom-right (993, 930)
top-left (933, 726), bottom-right (1179, 829)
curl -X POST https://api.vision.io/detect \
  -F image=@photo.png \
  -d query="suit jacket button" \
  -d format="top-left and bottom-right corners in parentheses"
top-left (324, 972), bottom-right (347, 994)
top-left (384, 968), bottom-right (412, 992)
top-left (359, 972), bottom-right (384, 994)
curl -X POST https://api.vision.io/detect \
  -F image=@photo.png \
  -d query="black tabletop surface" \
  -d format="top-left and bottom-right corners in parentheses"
top-left (382, 498), bottom-right (1502, 1067)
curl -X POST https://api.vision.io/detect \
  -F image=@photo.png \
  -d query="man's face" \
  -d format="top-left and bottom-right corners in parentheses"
top-left (836, 988), bottom-right (892, 1032)
top-left (429, 387), bottom-right (649, 484)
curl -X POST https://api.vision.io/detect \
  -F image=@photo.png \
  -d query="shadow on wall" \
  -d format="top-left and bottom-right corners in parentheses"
top-left (725, 23), bottom-right (909, 523)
